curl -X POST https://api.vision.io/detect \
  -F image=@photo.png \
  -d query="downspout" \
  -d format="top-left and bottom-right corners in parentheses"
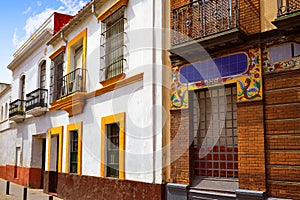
top-left (152, 0), bottom-right (157, 184)
top-left (60, 32), bottom-right (67, 45)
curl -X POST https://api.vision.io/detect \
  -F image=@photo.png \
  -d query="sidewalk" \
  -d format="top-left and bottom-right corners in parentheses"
top-left (0, 179), bottom-right (62, 200)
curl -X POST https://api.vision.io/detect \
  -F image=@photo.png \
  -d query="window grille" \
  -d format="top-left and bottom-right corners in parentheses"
top-left (100, 7), bottom-right (126, 79)
top-left (192, 84), bottom-right (238, 178)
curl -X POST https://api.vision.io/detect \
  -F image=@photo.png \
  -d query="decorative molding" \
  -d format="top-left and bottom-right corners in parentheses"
top-left (50, 92), bottom-right (86, 117)
top-left (49, 46), bottom-right (66, 60)
top-left (49, 73), bottom-right (143, 116)
top-left (97, 0), bottom-right (129, 21)
top-left (100, 73), bottom-right (126, 87)
top-left (86, 72), bottom-right (143, 99)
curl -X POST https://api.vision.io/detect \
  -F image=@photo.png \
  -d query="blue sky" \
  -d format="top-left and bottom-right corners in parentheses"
top-left (0, 0), bottom-right (88, 84)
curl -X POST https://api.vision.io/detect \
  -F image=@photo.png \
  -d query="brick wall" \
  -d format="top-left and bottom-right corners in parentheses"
top-left (170, 109), bottom-right (193, 185)
top-left (264, 69), bottom-right (300, 199)
top-left (237, 101), bottom-right (266, 191)
top-left (239, 0), bottom-right (261, 34)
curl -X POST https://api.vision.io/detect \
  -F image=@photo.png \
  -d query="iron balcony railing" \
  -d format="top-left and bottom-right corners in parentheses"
top-left (50, 68), bottom-right (85, 103)
top-left (9, 99), bottom-right (25, 118)
top-left (25, 88), bottom-right (48, 111)
top-left (277, 0), bottom-right (300, 16)
top-left (172, 0), bottom-right (240, 45)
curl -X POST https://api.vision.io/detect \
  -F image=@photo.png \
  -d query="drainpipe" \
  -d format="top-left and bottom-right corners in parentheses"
top-left (91, 3), bottom-right (99, 22)
top-left (60, 32), bottom-right (67, 45)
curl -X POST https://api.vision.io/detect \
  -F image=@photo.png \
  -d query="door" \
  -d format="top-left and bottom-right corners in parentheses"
top-left (41, 138), bottom-right (46, 188)
top-left (49, 135), bottom-right (59, 193)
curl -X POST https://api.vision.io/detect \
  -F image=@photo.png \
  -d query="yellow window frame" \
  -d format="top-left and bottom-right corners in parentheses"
top-left (47, 126), bottom-right (63, 172)
top-left (67, 29), bottom-right (87, 91)
top-left (101, 112), bottom-right (125, 179)
top-left (65, 122), bottom-right (83, 175)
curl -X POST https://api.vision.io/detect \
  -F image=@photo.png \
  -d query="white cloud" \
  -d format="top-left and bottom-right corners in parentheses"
top-left (37, 1), bottom-right (42, 6)
top-left (12, 29), bottom-right (23, 48)
top-left (23, 7), bottom-right (32, 15)
top-left (12, 0), bottom-right (89, 47)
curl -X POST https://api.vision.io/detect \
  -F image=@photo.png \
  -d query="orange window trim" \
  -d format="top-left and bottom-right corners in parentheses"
top-left (101, 112), bottom-right (125, 179)
top-left (49, 46), bottom-right (66, 60)
top-left (97, 0), bottom-right (129, 21)
top-left (66, 122), bottom-right (83, 175)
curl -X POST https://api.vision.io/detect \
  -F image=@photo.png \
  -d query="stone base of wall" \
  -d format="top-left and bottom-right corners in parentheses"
top-left (43, 172), bottom-right (165, 200)
top-left (0, 165), bottom-right (42, 188)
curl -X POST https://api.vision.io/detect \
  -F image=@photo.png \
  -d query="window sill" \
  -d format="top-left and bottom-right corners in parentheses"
top-left (100, 73), bottom-right (126, 87)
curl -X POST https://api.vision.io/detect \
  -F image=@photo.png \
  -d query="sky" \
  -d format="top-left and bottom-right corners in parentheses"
top-left (0, 0), bottom-right (89, 84)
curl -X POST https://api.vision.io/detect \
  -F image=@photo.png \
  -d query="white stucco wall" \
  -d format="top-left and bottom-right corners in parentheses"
top-left (1, 0), bottom-right (165, 185)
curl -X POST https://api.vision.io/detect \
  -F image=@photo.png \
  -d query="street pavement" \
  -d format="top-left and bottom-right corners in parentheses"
top-left (0, 179), bottom-right (62, 200)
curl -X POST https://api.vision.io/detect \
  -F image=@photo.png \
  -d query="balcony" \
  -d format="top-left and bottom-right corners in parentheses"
top-left (25, 88), bottom-right (48, 117)
top-left (9, 99), bottom-right (25, 122)
top-left (171, 0), bottom-right (246, 54)
top-left (272, 0), bottom-right (300, 29)
top-left (50, 68), bottom-right (86, 117)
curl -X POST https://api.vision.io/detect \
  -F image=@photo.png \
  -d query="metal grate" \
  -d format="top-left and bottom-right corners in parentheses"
top-left (100, 7), bottom-right (126, 80)
top-left (172, 0), bottom-right (240, 46)
top-left (192, 84), bottom-right (238, 178)
top-left (277, 0), bottom-right (300, 16)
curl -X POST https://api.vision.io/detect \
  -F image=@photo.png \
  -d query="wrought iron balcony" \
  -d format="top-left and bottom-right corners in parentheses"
top-left (277, 0), bottom-right (300, 16)
top-left (273, 0), bottom-right (300, 29)
top-left (172, 0), bottom-right (240, 46)
top-left (50, 68), bottom-right (85, 103)
top-left (25, 88), bottom-right (48, 112)
top-left (9, 99), bottom-right (25, 118)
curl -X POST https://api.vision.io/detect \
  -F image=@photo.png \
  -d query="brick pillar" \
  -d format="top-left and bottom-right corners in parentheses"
top-left (170, 109), bottom-right (193, 185)
top-left (237, 101), bottom-right (266, 191)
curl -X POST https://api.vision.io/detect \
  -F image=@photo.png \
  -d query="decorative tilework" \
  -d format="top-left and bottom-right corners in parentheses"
top-left (170, 49), bottom-right (263, 110)
top-left (262, 48), bottom-right (300, 73)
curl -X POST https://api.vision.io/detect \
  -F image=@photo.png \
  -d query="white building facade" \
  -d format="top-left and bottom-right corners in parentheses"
top-left (0, 0), bottom-right (170, 199)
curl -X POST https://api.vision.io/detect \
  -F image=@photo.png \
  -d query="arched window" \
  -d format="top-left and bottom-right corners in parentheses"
top-left (20, 75), bottom-right (26, 110)
top-left (5, 103), bottom-right (8, 120)
top-left (1, 106), bottom-right (3, 121)
top-left (40, 60), bottom-right (46, 89)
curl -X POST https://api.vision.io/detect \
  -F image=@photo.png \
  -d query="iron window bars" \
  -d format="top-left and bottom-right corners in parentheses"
top-left (100, 6), bottom-right (126, 80)
top-left (172, 0), bottom-right (240, 45)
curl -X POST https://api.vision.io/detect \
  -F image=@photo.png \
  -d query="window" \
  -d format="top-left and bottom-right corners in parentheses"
top-left (20, 75), bottom-right (26, 110)
top-left (66, 122), bottom-right (82, 174)
top-left (101, 113), bottom-right (125, 179)
top-left (1, 106), bottom-right (3, 121)
top-left (106, 123), bottom-right (120, 178)
top-left (40, 61), bottom-right (46, 89)
top-left (74, 45), bottom-right (83, 70)
top-left (270, 42), bottom-right (300, 63)
top-left (192, 84), bottom-right (238, 178)
top-left (50, 52), bottom-right (64, 102)
top-left (5, 103), bottom-right (8, 120)
top-left (69, 130), bottom-right (78, 173)
top-left (101, 7), bottom-right (126, 79)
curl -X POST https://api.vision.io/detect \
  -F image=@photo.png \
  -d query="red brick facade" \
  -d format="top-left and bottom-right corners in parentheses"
top-left (264, 70), bottom-right (300, 199)
top-left (237, 101), bottom-right (266, 191)
top-left (170, 109), bottom-right (192, 185)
